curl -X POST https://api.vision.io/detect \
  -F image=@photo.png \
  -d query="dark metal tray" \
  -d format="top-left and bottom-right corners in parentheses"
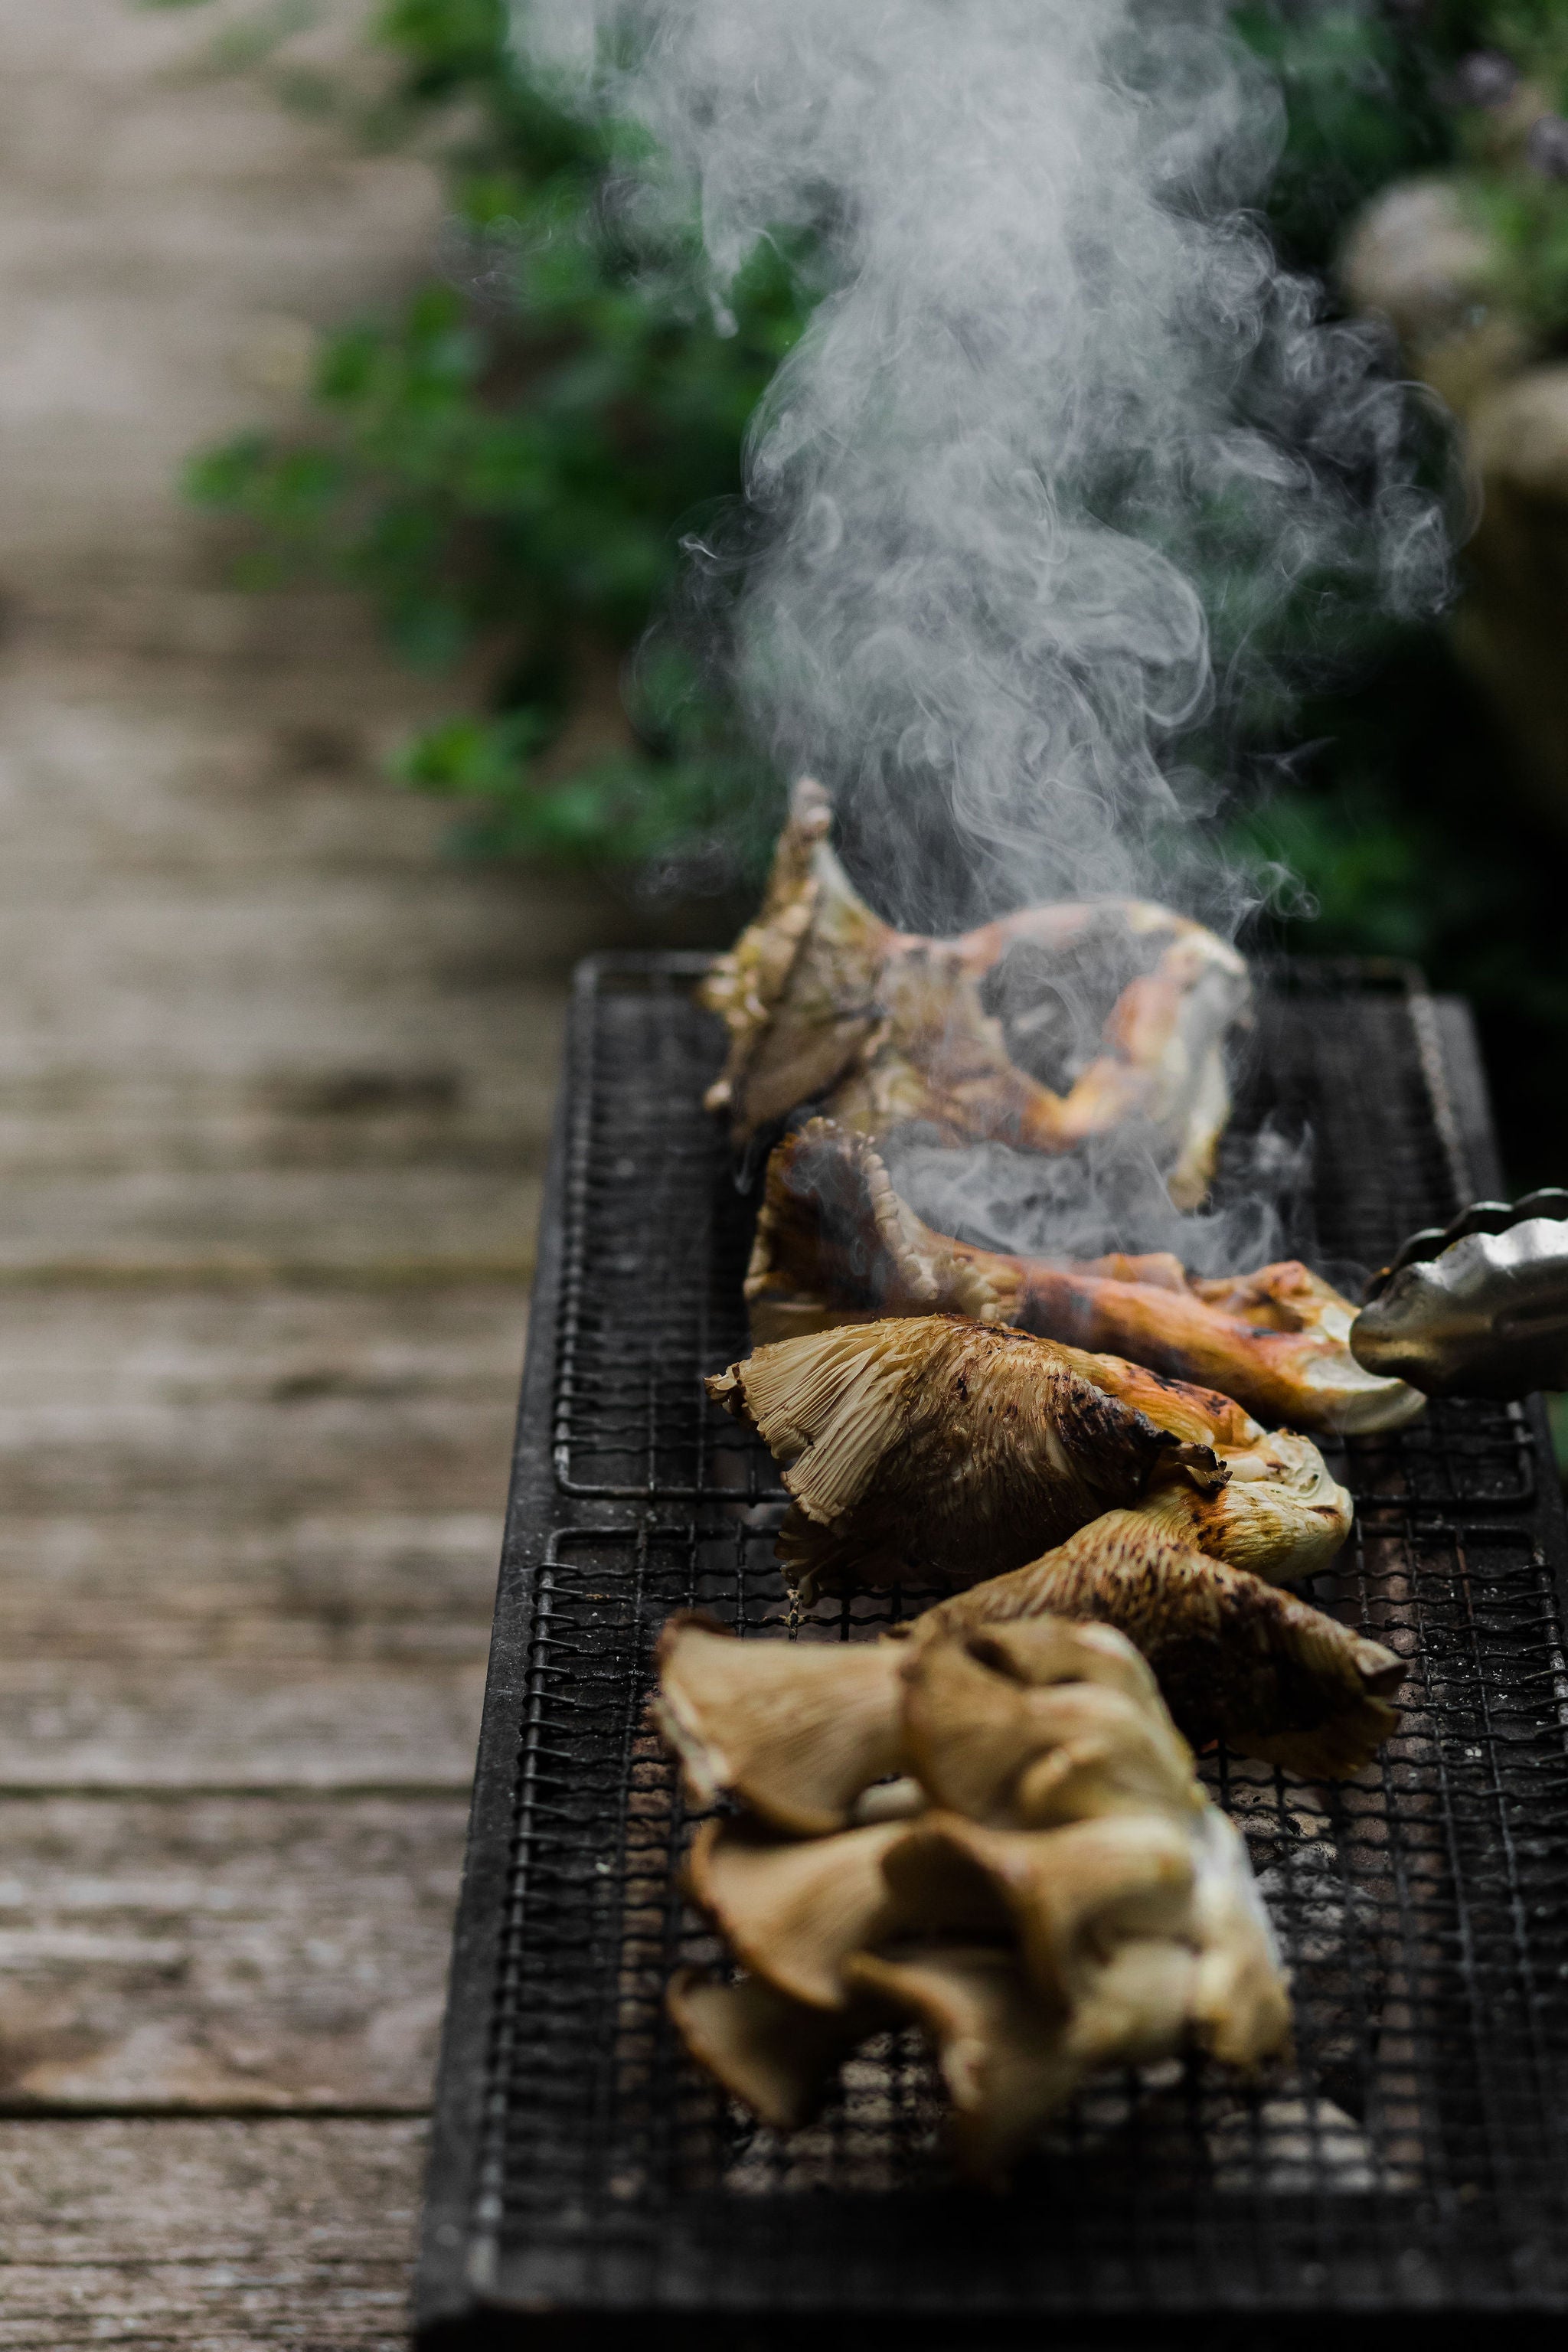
top-left (417, 954), bottom-right (1568, 2346)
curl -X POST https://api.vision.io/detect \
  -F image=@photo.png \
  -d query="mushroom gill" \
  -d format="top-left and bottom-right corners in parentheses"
top-left (745, 1115), bottom-right (1423, 1435)
top-left (707, 1315), bottom-right (1233, 1599)
top-left (652, 1613), bottom-right (905, 1834)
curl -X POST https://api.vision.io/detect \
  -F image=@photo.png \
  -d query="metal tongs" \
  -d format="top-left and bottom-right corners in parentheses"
top-left (1349, 1188), bottom-right (1568, 1399)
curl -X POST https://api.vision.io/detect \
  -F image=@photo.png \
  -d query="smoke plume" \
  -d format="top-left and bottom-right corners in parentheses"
top-left (520, 0), bottom-right (1446, 935)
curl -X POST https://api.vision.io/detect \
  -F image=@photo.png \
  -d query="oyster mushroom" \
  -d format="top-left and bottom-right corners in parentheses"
top-left (684, 1816), bottom-right (916, 2011)
top-left (844, 1945), bottom-right (1086, 2184)
top-left (884, 1812), bottom-right (1199, 2017)
top-left (658, 1606), bottom-right (1295, 2176)
top-left (708, 1314), bottom-right (1348, 1599)
top-left (921, 1510), bottom-right (1403, 1779)
top-left (745, 1116), bottom-right (1422, 1434)
top-left (666, 1968), bottom-right (884, 2132)
top-left (701, 780), bottom-right (1250, 1207)
top-left (652, 1613), bottom-right (904, 1834)
top-left (899, 1629), bottom-right (1202, 1828)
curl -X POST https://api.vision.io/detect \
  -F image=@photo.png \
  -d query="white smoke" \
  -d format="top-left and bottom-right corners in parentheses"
top-left (517, 0), bottom-right (1447, 930)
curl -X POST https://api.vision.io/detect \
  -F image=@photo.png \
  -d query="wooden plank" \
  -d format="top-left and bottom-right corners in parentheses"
top-left (0, 1283), bottom-right (524, 1515)
top-left (0, 2117), bottom-right (423, 2350)
top-left (0, 1662), bottom-right (485, 1792)
top-left (0, 1168), bottom-right (544, 1282)
top-left (0, 1797), bottom-right (465, 2109)
top-left (0, 1512), bottom-right (499, 1663)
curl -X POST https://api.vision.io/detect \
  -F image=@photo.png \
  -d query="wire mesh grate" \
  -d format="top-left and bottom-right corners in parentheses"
top-left (422, 953), bottom-right (1568, 2338)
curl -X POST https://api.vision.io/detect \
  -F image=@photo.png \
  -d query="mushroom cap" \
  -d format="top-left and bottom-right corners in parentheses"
top-left (684, 1815), bottom-right (913, 2011)
top-left (900, 1630), bottom-right (1200, 1828)
top-left (881, 1811), bottom-right (1197, 2015)
top-left (962, 1615), bottom-right (1163, 1705)
top-left (844, 1945), bottom-right (1085, 2185)
top-left (667, 1968), bottom-right (882, 2133)
top-left (652, 1614), bottom-right (905, 1834)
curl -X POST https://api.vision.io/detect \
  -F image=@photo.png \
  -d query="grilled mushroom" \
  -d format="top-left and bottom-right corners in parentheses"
top-left (658, 1604), bottom-right (1296, 2177)
top-left (745, 1116), bottom-right (1422, 1434)
top-left (899, 1630), bottom-right (1202, 1827)
top-left (708, 1315), bottom-right (1348, 1599)
top-left (709, 1317), bottom-right (1227, 1599)
top-left (684, 1816), bottom-right (915, 2010)
top-left (652, 1614), bottom-right (905, 1834)
top-left (701, 780), bottom-right (1250, 1206)
top-left (884, 1812), bottom-right (1198, 2017)
top-left (843, 1945), bottom-right (1086, 2184)
top-left (666, 1968), bottom-right (884, 2132)
top-left (920, 1511), bottom-right (1403, 1779)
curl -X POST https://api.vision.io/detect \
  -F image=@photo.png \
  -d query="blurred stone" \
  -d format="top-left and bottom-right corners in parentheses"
top-left (1452, 364), bottom-right (1568, 829)
top-left (1450, 50), bottom-right (1521, 112)
top-left (1338, 178), bottom-right (1530, 419)
top-left (1341, 167), bottom-right (1568, 835)
top-left (1527, 113), bottom-right (1568, 181)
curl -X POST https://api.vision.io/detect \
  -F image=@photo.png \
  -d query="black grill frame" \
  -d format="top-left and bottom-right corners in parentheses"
top-left (417, 953), bottom-right (1568, 2347)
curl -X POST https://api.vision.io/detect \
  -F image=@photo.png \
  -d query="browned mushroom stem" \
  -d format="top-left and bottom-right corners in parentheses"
top-left (652, 1613), bottom-right (905, 1834)
top-left (684, 1816), bottom-right (917, 2011)
top-left (708, 1313), bottom-right (1350, 1599)
top-left (665, 1968), bottom-right (885, 2133)
top-left (745, 1116), bottom-right (1423, 1435)
top-left (843, 1946), bottom-right (1086, 2185)
top-left (700, 781), bottom-right (1250, 1207)
top-left (919, 1510), bottom-right (1403, 1779)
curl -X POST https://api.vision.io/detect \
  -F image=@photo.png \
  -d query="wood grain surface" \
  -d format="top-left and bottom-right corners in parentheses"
top-left (0, 2119), bottom-right (426, 2348)
top-left (0, 3), bottom-right (649, 2338)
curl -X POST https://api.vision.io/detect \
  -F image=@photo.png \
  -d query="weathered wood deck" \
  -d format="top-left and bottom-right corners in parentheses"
top-left (0, 6), bottom-right (628, 2340)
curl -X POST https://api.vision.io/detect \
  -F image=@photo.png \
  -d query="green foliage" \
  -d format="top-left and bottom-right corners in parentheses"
top-left (1233, 5), bottom-right (1452, 266)
top-left (186, 0), bottom-right (808, 882)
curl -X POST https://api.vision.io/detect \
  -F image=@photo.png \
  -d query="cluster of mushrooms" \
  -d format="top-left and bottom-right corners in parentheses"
top-left (658, 1611), bottom-right (1291, 2184)
top-left (645, 782), bottom-right (1413, 2183)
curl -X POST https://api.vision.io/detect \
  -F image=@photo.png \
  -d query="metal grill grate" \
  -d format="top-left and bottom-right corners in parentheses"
top-left (419, 955), bottom-right (1568, 2344)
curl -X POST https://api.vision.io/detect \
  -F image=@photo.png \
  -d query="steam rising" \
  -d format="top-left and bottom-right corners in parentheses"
top-left (521, 0), bottom-right (1447, 1274)
top-left (520, 0), bottom-right (1446, 930)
